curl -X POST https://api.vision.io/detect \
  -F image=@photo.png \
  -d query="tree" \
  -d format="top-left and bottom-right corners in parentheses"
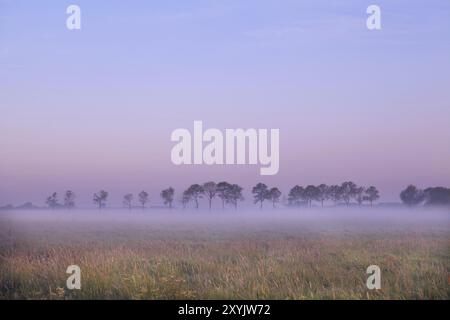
top-left (93, 190), bottom-right (108, 209)
top-left (340, 181), bottom-right (358, 206)
top-left (138, 191), bottom-right (149, 209)
top-left (161, 187), bottom-right (175, 208)
top-left (181, 191), bottom-right (190, 209)
top-left (304, 185), bottom-right (319, 207)
top-left (400, 185), bottom-right (425, 207)
top-left (123, 193), bottom-right (133, 210)
top-left (316, 184), bottom-right (329, 207)
top-left (354, 186), bottom-right (365, 206)
top-left (423, 187), bottom-right (450, 206)
top-left (288, 185), bottom-right (304, 207)
top-left (216, 181), bottom-right (232, 209)
top-left (202, 181), bottom-right (217, 210)
top-left (46, 192), bottom-right (58, 209)
top-left (64, 190), bottom-right (76, 209)
top-left (268, 187), bottom-right (282, 208)
top-left (225, 184), bottom-right (244, 210)
top-left (364, 186), bottom-right (380, 206)
top-left (184, 184), bottom-right (204, 209)
top-left (327, 185), bottom-right (342, 204)
top-left (252, 183), bottom-right (269, 209)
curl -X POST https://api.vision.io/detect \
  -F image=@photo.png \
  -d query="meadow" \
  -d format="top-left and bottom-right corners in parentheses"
top-left (0, 208), bottom-right (449, 299)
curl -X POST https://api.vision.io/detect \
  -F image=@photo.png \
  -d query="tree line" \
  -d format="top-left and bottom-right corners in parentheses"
top-left (400, 185), bottom-right (450, 207)
top-left (44, 183), bottom-right (449, 210)
top-left (44, 182), bottom-right (379, 210)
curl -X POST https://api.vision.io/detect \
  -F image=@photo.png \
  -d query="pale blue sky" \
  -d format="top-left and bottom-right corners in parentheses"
top-left (1, 0), bottom-right (449, 206)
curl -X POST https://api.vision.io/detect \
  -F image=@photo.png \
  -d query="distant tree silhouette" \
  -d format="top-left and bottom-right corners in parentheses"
top-left (138, 191), bottom-right (149, 209)
top-left (252, 183), bottom-right (269, 209)
top-left (181, 191), bottom-right (190, 209)
top-left (161, 187), bottom-right (175, 209)
top-left (354, 186), bottom-right (365, 206)
top-left (216, 181), bottom-right (232, 209)
top-left (288, 185), bottom-right (304, 207)
top-left (304, 185), bottom-right (319, 207)
top-left (46, 192), bottom-right (58, 209)
top-left (364, 186), bottom-right (380, 206)
top-left (327, 185), bottom-right (342, 204)
top-left (184, 184), bottom-right (204, 209)
top-left (93, 190), bottom-right (108, 209)
top-left (123, 193), bottom-right (133, 210)
top-left (317, 184), bottom-right (329, 207)
top-left (400, 185), bottom-right (425, 207)
top-left (203, 181), bottom-right (217, 210)
top-left (423, 187), bottom-right (450, 206)
top-left (268, 187), bottom-right (282, 208)
top-left (64, 190), bottom-right (76, 209)
top-left (340, 181), bottom-right (358, 206)
top-left (226, 184), bottom-right (244, 210)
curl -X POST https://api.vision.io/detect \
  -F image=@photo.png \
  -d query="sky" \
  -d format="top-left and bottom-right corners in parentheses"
top-left (1, 0), bottom-right (449, 207)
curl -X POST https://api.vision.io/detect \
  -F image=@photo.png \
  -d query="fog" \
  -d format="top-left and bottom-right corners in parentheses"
top-left (1, 207), bottom-right (449, 245)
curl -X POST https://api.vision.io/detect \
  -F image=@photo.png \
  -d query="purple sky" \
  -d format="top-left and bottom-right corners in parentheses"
top-left (1, 0), bottom-right (449, 206)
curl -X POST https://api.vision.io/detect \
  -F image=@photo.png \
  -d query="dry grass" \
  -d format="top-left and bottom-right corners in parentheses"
top-left (0, 209), bottom-right (449, 299)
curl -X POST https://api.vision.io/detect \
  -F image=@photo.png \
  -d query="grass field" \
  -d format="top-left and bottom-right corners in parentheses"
top-left (0, 208), bottom-right (449, 299)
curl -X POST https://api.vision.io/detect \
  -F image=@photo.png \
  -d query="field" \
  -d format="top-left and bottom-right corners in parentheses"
top-left (0, 208), bottom-right (449, 300)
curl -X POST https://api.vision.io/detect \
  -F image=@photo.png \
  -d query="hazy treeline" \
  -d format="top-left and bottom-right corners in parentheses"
top-left (30, 183), bottom-right (449, 210)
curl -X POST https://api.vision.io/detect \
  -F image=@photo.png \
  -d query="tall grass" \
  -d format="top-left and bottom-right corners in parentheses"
top-left (0, 210), bottom-right (449, 299)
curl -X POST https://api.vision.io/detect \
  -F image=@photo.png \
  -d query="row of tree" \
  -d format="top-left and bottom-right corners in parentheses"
top-left (287, 182), bottom-right (380, 207)
top-left (45, 182), bottom-right (378, 210)
top-left (44, 184), bottom-right (449, 210)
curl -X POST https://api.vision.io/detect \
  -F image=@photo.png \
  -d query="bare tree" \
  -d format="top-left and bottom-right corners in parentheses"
top-left (252, 183), bottom-right (269, 209)
top-left (161, 187), bottom-right (175, 209)
top-left (123, 193), bottom-right (133, 210)
top-left (46, 192), bottom-right (58, 209)
top-left (268, 187), bottom-right (282, 208)
top-left (138, 191), bottom-right (149, 209)
top-left (93, 190), bottom-right (108, 209)
top-left (203, 181), bottom-right (217, 210)
top-left (64, 190), bottom-right (76, 209)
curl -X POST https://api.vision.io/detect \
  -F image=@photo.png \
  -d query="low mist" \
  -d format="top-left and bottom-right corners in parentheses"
top-left (1, 207), bottom-right (448, 246)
